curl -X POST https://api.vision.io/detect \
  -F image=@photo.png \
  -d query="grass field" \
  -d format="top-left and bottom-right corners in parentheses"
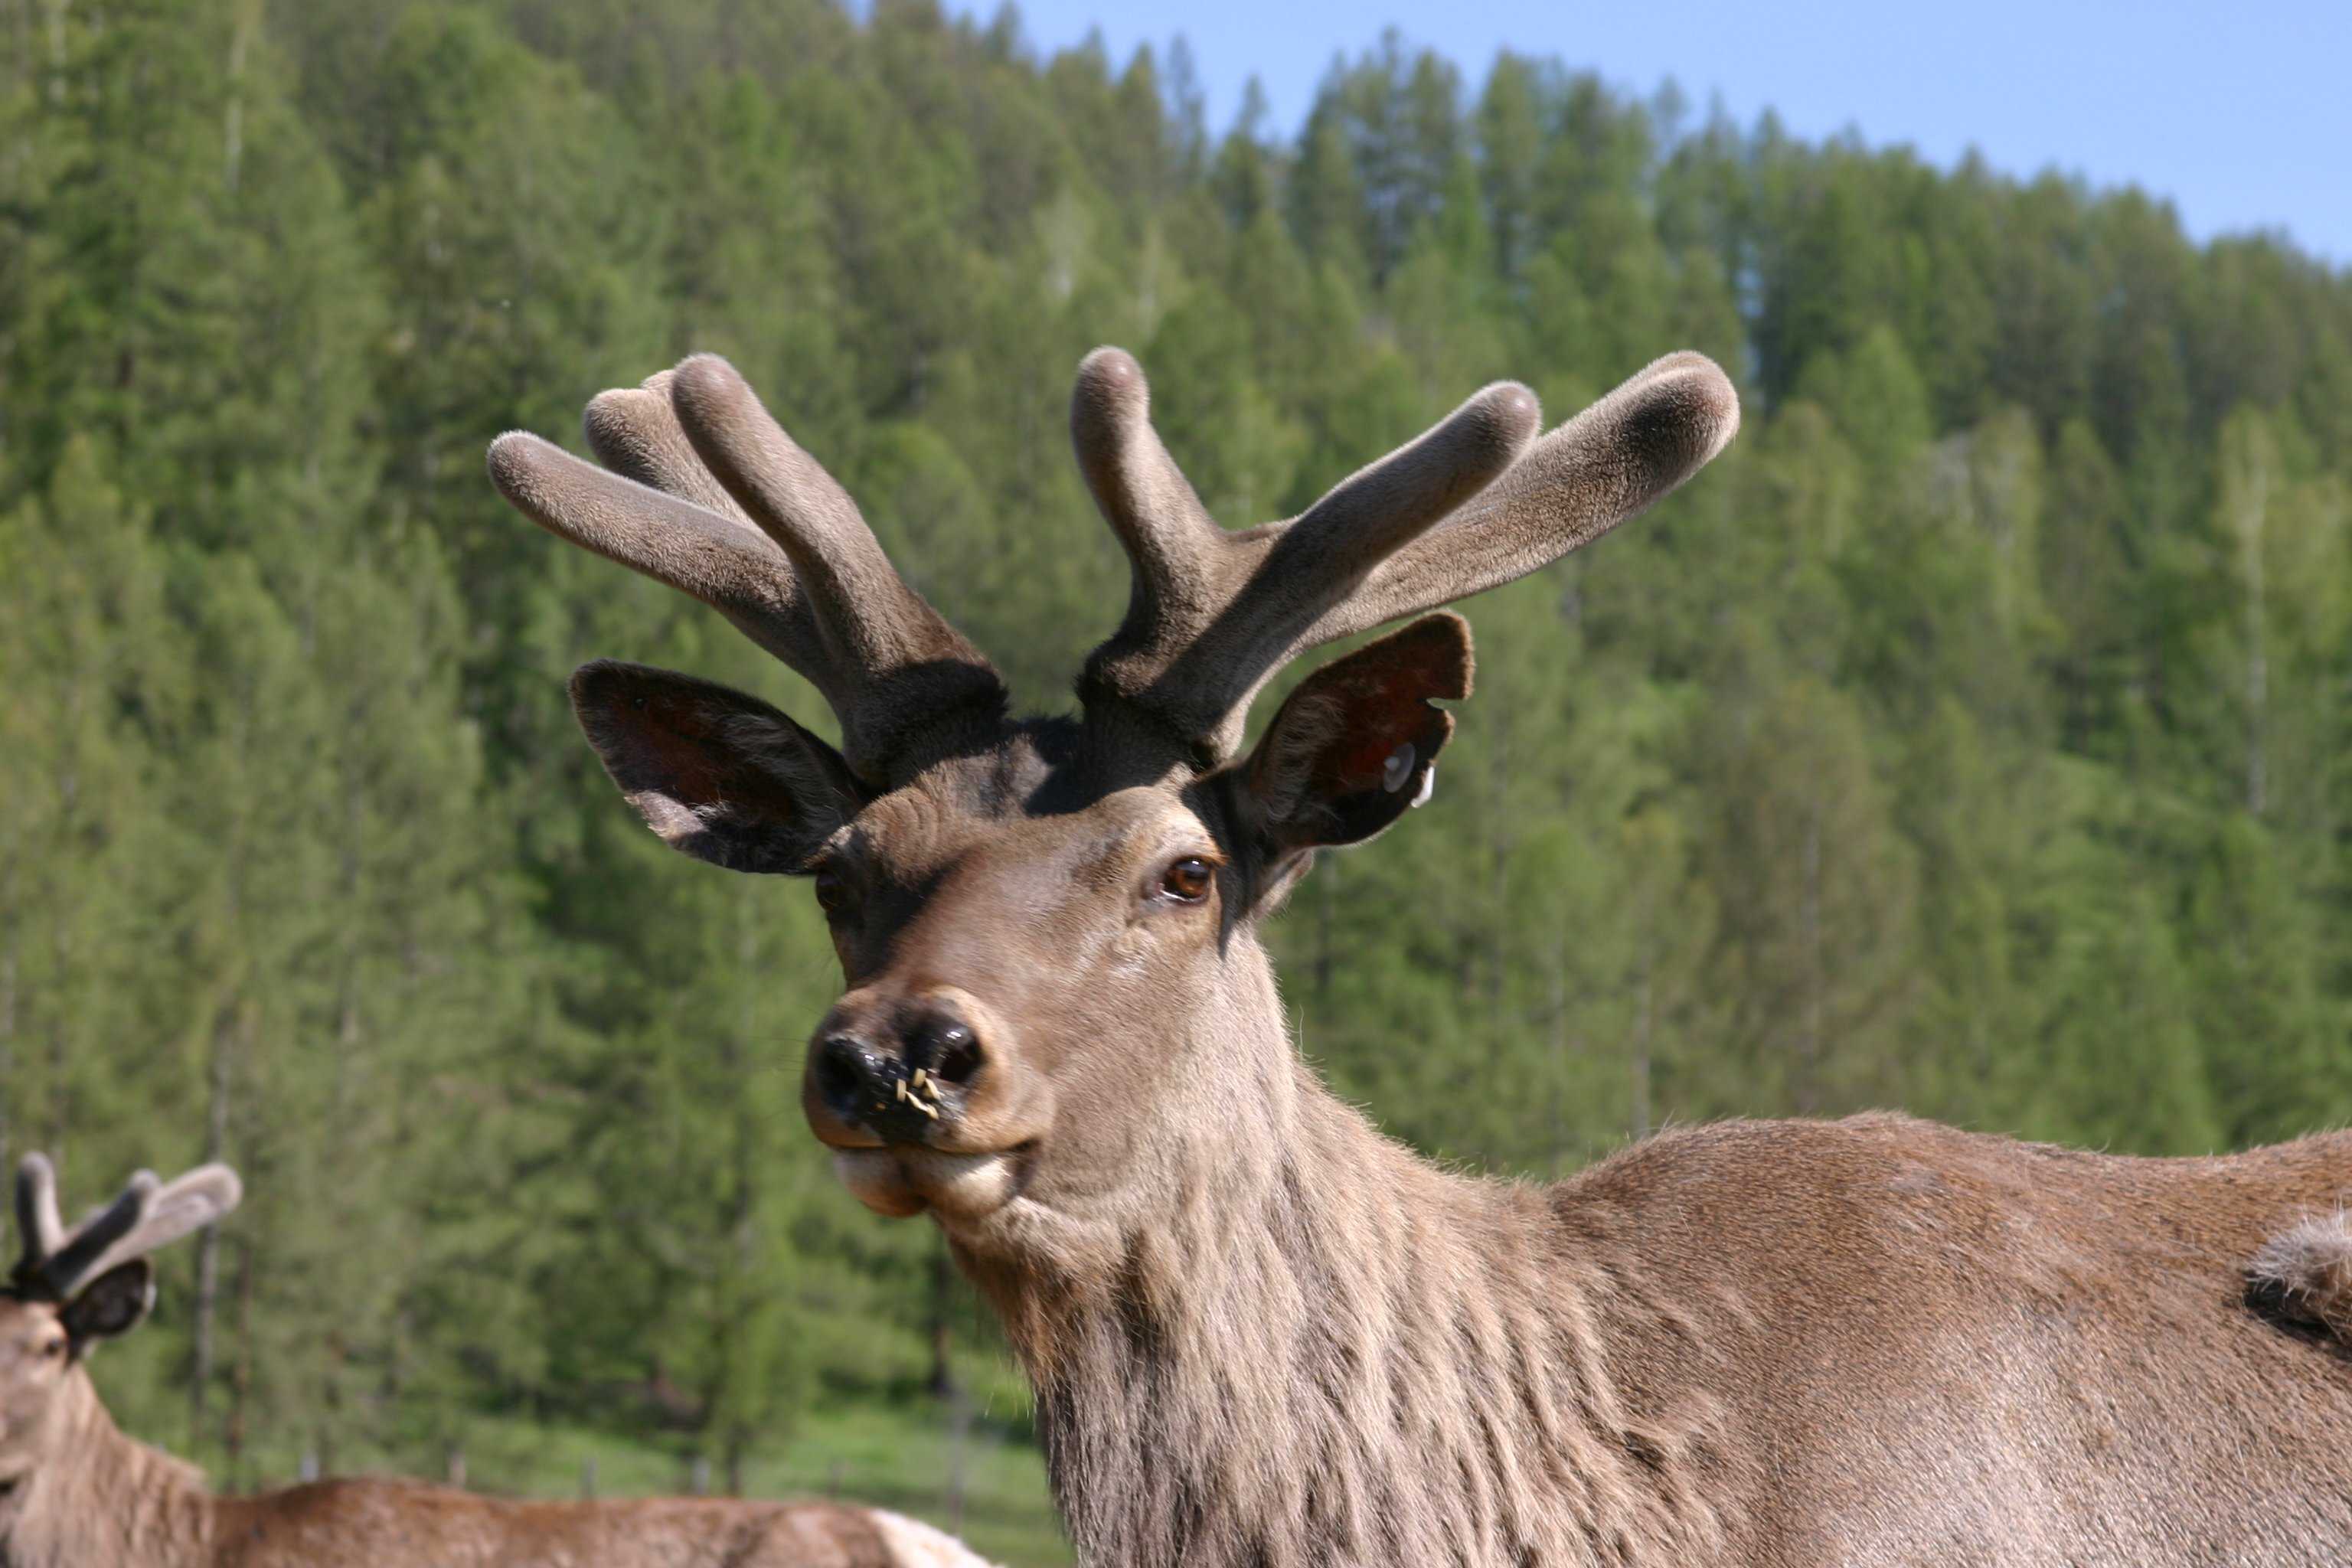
top-left (199, 1390), bottom-right (1071, 1565)
top-left (100, 1267), bottom-right (1071, 1563)
top-left (442, 1401), bottom-right (1070, 1566)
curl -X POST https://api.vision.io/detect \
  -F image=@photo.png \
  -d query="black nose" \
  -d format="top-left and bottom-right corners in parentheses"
top-left (815, 1034), bottom-right (898, 1124)
top-left (815, 1004), bottom-right (985, 1142)
top-left (905, 1004), bottom-right (985, 1087)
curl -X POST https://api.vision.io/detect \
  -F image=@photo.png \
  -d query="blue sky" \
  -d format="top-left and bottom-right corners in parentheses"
top-left (942, 0), bottom-right (2352, 265)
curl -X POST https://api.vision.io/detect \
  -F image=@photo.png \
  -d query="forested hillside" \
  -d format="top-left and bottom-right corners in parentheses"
top-left (4, 0), bottom-right (2349, 1551)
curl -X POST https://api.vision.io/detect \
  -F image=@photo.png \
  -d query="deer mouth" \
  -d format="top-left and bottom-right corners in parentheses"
top-left (830, 1143), bottom-right (1034, 1221)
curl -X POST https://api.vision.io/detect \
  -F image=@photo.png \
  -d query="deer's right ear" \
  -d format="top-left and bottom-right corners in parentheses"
top-left (569, 661), bottom-right (867, 874)
top-left (60, 1259), bottom-right (155, 1351)
top-left (1235, 614), bottom-right (1471, 859)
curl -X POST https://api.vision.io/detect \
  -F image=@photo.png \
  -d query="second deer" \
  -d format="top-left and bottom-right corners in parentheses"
top-left (0, 1154), bottom-right (995, 1568)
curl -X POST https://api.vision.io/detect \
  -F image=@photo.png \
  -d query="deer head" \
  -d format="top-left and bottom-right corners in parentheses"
top-left (0, 1155), bottom-right (240, 1479)
top-left (488, 348), bottom-right (1736, 1282)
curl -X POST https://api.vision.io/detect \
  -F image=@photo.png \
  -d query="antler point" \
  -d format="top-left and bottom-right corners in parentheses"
top-left (668, 354), bottom-right (750, 421)
top-left (484, 428), bottom-right (536, 474)
top-left (1073, 346), bottom-right (1148, 416)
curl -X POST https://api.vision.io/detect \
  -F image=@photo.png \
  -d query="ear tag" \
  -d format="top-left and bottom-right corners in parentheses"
top-left (1381, 743), bottom-right (1416, 793)
top-left (1410, 764), bottom-right (1437, 808)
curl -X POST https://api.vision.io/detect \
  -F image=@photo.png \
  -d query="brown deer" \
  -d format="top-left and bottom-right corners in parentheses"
top-left (488, 346), bottom-right (2352, 1566)
top-left (1, 1154), bottom-right (995, 1568)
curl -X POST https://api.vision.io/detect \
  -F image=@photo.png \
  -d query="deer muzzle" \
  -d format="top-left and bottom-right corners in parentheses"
top-left (808, 992), bottom-right (987, 1138)
top-left (802, 985), bottom-right (1051, 1211)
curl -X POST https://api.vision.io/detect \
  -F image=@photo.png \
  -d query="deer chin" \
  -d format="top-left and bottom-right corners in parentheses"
top-left (831, 1146), bottom-right (1024, 1222)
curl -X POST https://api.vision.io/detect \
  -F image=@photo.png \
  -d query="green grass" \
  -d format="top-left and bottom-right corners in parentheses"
top-left (764, 1400), bottom-right (1070, 1566)
top-left (188, 1396), bottom-right (1070, 1566)
top-left (105, 1296), bottom-right (1071, 1563)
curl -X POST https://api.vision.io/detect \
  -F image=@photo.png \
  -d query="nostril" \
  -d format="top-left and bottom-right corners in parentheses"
top-left (817, 1035), bottom-right (873, 1108)
top-left (934, 1021), bottom-right (982, 1086)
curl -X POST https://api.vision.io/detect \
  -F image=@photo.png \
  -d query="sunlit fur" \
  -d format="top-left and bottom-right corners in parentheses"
top-left (2252, 1212), bottom-right (2352, 1342)
top-left (896, 812), bottom-right (2352, 1565)
top-left (723, 726), bottom-right (2352, 1568)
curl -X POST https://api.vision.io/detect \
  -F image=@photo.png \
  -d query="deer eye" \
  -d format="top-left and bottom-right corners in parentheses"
top-left (1157, 856), bottom-right (1214, 904)
top-left (812, 865), bottom-right (851, 919)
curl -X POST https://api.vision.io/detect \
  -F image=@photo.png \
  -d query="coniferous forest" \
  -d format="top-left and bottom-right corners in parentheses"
top-left (4, 2), bottom-right (2350, 1560)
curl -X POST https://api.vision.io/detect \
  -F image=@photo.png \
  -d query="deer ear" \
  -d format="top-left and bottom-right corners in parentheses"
top-left (1238, 614), bottom-right (1470, 854)
top-left (61, 1259), bottom-right (155, 1351)
top-left (569, 661), bottom-right (866, 874)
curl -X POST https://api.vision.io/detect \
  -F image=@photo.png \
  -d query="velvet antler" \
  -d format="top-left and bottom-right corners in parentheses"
top-left (1073, 349), bottom-right (1741, 758)
top-left (487, 358), bottom-right (1006, 782)
top-left (491, 345), bottom-right (1736, 779)
top-left (10, 1154), bottom-right (243, 1303)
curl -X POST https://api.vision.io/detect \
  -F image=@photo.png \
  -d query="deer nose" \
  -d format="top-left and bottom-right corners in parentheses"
top-left (812, 1001), bottom-right (988, 1142)
top-left (814, 1033), bottom-right (897, 1122)
top-left (906, 1005), bottom-right (985, 1088)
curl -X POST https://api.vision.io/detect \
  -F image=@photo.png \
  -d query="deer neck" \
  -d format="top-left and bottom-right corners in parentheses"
top-left (956, 944), bottom-right (1717, 1568)
top-left (0, 1371), bottom-right (211, 1568)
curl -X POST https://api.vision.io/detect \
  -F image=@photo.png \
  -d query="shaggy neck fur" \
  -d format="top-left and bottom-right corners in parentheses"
top-left (0, 1370), bottom-right (212, 1568)
top-left (957, 947), bottom-right (1727, 1568)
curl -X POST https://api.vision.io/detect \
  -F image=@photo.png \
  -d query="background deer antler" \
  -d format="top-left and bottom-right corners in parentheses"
top-left (1073, 348), bottom-right (1741, 758)
top-left (11, 1154), bottom-right (243, 1303)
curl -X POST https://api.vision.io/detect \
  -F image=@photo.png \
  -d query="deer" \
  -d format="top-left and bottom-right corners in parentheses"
top-left (487, 343), bottom-right (2352, 1567)
top-left (1, 1153), bottom-right (996, 1568)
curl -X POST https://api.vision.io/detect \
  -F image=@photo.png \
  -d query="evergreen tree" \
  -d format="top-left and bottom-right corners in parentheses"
top-left (5, 8), bottom-right (2350, 1545)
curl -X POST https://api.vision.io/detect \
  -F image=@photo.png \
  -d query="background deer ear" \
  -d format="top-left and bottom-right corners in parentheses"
top-left (570, 661), bottom-right (866, 874)
top-left (61, 1259), bottom-right (155, 1351)
top-left (1238, 614), bottom-right (1471, 854)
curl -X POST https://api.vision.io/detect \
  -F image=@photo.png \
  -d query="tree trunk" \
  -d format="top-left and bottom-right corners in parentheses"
top-left (928, 1234), bottom-right (958, 1400)
top-left (226, 1232), bottom-right (256, 1485)
top-left (2236, 446), bottom-right (2270, 818)
top-left (1485, 724), bottom-right (1513, 1050)
top-left (1547, 927), bottom-right (1567, 1167)
top-left (1312, 856), bottom-right (1336, 1004)
top-left (1630, 966), bottom-right (1654, 1142)
top-left (222, 0), bottom-right (258, 191)
top-left (42, 0), bottom-right (69, 91)
top-left (944, 1380), bottom-right (972, 1534)
top-left (189, 1001), bottom-right (238, 1446)
top-left (0, 929), bottom-right (16, 1165)
top-left (1796, 799), bottom-right (1824, 1116)
top-left (717, 906), bottom-right (760, 1500)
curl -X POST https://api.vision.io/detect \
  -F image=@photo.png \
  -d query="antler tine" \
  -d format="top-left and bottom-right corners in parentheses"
top-left (490, 358), bottom-right (1006, 781)
top-left (486, 428), bottom-right (828, 679)
top-left (1070, 348), bottom-right (1227, 638)
top-left (14, 1154), bottom-right (66, 1285)
top-left (1076, 350), bottom-right (1542, 756)
top-left (1077, 350), bottom-right (1739, 760)
top-left (582, 368), bottom-right (761, 524)
top-left (70, 1164), bottom-right (243, 1292)
top-left (666, 361), bottom-right (988, 651)
top-left (1285, 384), bottom-right (1545, 560)
top-left (8, 1158), bottom-right (243, 1302)
top-left (1308, 351), bottom-right (1741, 646)
top-left (13, 1167), bottom-right (157, 1300)
top-left (665, 355), bottom-right (1006, 775)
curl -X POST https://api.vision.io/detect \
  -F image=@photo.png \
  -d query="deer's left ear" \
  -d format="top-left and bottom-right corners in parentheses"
top-left (1236, 613), bottom-right (1470, 854)
top-left (61, 1259), bottom-right (155, 1352)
